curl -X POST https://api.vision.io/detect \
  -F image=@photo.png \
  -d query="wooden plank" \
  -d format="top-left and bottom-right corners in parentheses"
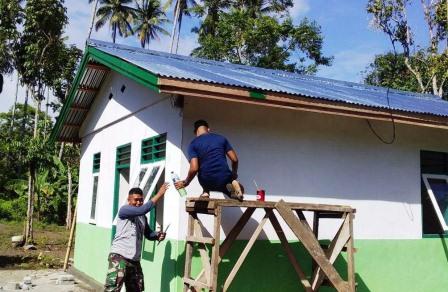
top-left (276, 200), bottom-right (348, 292)
top-left (223, 213), bottom-right (269, 292)
top-left (183, 277), bottom-right (210, 290)
top-left (312, 211), bottom-right (319, 273)
top-left (267, 209), bottom-right (312, 292)
top-left (347, 212), bottom-right (356, 292)
top-left (186, 235), bottom-right (215, 245)
top-left (210, 206), bottom-right (222, 291)
top-left (78, 86), bottom-right (98, 92)
top-left (186, 198), bottom-right (354, 213)
top-left (195, 207), bottom-right (255, 284)
top-left (183, 213), bottom-right (195, 292)
top-left (193, 220), bottom-right (213, 286)
top-left (312, 214), bottom-right (350, 290)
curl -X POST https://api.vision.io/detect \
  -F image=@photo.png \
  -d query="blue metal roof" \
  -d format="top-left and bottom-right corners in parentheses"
top-left (88, 39), bottom-right (448, 118)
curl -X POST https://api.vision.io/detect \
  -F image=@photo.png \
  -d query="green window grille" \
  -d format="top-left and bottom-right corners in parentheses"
top-left (116, 143), bottom-right (132, 168)
top-left (93, 153), bottom-right (101, 173)
top-left (141, 133), bottom-right (166, 163)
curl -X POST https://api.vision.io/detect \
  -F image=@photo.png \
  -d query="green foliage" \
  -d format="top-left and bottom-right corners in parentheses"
top-left (95, 0), bottom-right (136, 43)
top-left (133, 0), bottom-right (170, 48)
top-left (192, 9), bottom-right (332, 74)
top-left (364, 52), bottom-right (420, 92)
top-left (0, 104), bottom-right (79, 224)
top-left (366, 0), bottom-right (448, 97)
top-left (0, 0), bottom-right (23, 75)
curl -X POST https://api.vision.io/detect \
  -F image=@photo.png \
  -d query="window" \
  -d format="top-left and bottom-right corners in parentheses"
top-left (421, 150), bottom-right (448, 234)
top-left (141, 133), bottom-right (166, 164)
top-left (422, 174), bottom-right (448, 232)
top-left (90, 175), bottom-right (99, 222)
top-left (112, 144), bottom-right (132, 226)
top-left (93, 152), bottom-right (101, 173)
top-left (90, 153), bottom-right (101, 223)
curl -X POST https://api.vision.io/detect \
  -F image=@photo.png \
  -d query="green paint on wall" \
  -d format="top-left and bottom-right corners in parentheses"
top-left (75, 226), bottom-right (448, 292)
top-left (73, 223), bottom-right (111, 284)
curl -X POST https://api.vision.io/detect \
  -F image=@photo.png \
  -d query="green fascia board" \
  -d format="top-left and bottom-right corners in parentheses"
top-left (50, 45), bottom-right (160, 144)
top-left (249, 90), bottom-right (266, 100)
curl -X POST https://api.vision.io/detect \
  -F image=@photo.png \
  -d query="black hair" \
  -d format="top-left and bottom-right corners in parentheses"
top-left (128, 187), bottom-right (143, 196)
top-left (194, 119), bottom-right (209, 133)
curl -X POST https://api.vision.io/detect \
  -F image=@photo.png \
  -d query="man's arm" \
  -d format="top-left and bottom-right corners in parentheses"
top-left (118, 183), bottom-right (169, 219)
top-left (118, 201), bottom-right (154, 219)
top-left (175, 158), bottom-right (199, 189)
top-left (226, 150), bottom-right (239, 179)
top-left (144, 220), bottom-right (159, 241)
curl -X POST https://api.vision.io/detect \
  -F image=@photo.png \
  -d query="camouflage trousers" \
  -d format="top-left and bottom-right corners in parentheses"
top-left (104, 253), bottom-right (144, 292)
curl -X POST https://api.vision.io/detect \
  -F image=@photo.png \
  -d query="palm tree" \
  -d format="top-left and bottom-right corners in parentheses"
top-left (133, 0), bottom-right (170, 48)
top-left (167, 0), bottom-right (198, 53)
top-left (94, 0), bottom-right (136, 43)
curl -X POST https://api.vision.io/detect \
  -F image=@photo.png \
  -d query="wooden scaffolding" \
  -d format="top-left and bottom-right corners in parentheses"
top-left (183, 198), bottom-right (356, 292)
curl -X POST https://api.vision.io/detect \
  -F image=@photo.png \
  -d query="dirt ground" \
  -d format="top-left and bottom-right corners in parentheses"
top-left (0, 221), bottom-right (69, 269)
top-left (0, 221), bottom-right (96, 291)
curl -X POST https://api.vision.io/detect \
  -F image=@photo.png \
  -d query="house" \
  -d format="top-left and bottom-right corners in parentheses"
top-left (51, 39), bottom-right (448, 291)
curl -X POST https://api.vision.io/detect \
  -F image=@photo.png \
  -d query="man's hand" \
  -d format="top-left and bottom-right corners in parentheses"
top-left (157, 232), bottom-right (166, 242)
top-left (157, 183), bottom-right (170, 196)
top-left (151, 183), bottom-right (170, 204)
top-left (174, 180), bottom-right (188, 189)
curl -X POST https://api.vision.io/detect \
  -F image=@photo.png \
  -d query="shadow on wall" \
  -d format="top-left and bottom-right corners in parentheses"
top-left (158, 240), bottom-right (370, 292)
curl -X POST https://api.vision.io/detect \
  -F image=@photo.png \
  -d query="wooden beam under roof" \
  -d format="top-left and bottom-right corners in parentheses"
top-left (86, 63), bottom-right (109, 71)
top-left (159, 77), bottom-right (448, 130)
top-left (78, 85), bottom-right (98, 92)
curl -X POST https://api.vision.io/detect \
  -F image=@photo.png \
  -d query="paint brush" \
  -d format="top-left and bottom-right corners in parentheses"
top-left (253, 179), bottom-right (260, 191)
top-left (157, 223), bottom-right (171, 246)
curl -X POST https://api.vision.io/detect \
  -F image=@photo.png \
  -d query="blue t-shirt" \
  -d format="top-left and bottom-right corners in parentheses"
top-left (188, 133), bottom-right (233, 186)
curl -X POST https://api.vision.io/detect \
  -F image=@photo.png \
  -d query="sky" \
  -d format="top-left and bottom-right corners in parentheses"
top-left (0, 0), bottom-right (430, 115)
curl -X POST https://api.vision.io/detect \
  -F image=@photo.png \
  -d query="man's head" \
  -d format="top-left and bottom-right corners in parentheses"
top-left (194, 119), bottom-right (209, 136)
top-left (128, 187), bottom-right (144, 207)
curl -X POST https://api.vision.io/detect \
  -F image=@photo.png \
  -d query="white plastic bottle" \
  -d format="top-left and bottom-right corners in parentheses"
top-left (171, 171), bottom-right (187, 197)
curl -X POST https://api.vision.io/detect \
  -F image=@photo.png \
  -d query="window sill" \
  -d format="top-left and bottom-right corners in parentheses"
top-left (422, 233), bottom-right (448, 238)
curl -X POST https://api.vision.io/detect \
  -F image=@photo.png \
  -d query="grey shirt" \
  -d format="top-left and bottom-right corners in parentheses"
top-left (110, 201), bottom-right (158, 261)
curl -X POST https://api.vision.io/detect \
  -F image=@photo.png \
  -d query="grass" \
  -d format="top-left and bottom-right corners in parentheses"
top-left (0, 220), bottom-right (71, 269)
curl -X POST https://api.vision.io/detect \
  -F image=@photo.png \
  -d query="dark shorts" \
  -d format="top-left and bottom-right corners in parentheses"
top-left (199, 174), bottom-right (233, 195)
top-left (104, 253), bottom-right (144, 292)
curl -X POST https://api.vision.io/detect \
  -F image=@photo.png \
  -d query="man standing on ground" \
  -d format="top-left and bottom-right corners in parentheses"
top-left (175, 120), bottom-right (244, 200)
top-left (104, 184), bottom-right (169, 292)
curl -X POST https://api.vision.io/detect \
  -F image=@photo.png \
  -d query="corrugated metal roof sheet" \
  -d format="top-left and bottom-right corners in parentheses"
top-left (87, 39), bottom-right (448, 117)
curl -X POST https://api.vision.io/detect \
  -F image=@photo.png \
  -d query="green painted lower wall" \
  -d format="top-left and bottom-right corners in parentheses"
top-left (75, 224), bottom-right (448, 291)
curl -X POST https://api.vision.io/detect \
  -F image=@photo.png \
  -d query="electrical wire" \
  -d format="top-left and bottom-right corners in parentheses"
top-left (365, 87), bottom-right (396, 144)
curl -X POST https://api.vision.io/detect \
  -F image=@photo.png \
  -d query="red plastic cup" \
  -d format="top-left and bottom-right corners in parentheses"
top-left (256, 189), bottom-right (265, 201)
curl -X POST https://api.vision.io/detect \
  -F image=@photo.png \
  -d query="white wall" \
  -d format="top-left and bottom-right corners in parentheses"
top-left (180, 97), bottom-right (448, 240)
top-left (77, 72), bottom-right (185, 240)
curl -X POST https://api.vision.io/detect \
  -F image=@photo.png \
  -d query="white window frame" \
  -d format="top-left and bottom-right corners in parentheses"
top-left (113, 160), bottom-right (165, 225)
top-left (422, 174), bottom-right (448, 231)
top-left (89, 173), bottom-right (100, 225)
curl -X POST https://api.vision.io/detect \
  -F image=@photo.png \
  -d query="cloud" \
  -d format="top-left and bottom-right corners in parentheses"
top-left (289, 0), bottom-right (310, 19)
top-left (317, 46), bottom-right (380, 83)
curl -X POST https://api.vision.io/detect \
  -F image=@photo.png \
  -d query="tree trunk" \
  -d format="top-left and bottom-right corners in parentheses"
top-left (169, 1), bottom-right (181, 53)
top-left (59, 142), bottom-right (65, 160)
top-left (33, 98), bottom-right (40, 138)
top-left (9, 71), bottom-right (19, 134)
top-left (25, 165), bottom-right (35, 244)
top-left (88, 0), bottom-right (99, 39)
top-left (66, 165), bottom-right (73, 229)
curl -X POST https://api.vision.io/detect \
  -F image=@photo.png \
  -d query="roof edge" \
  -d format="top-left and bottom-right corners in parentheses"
top-left (50, 45), bottom-right (161, 143)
